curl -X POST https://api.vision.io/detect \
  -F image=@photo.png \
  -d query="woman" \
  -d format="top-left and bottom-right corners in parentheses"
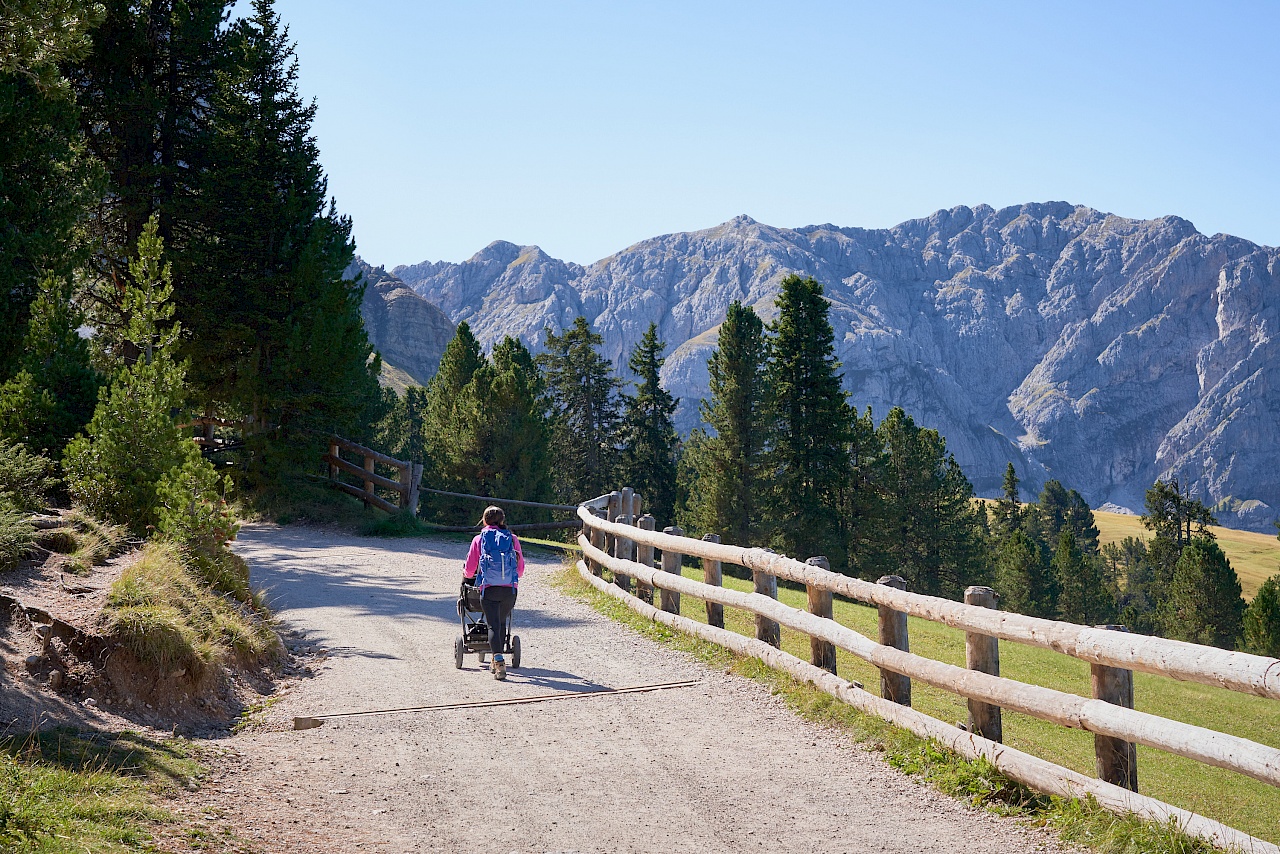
top-left (462, 505), bottom-right (524, 680)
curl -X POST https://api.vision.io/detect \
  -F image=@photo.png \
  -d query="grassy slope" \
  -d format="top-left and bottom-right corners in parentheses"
top-left (0, 730), bottom-right (203, 853)
top-left (1093, 510), bottom-right (1279, 600)
top-left (650, 565), bottom-right (1280, 844)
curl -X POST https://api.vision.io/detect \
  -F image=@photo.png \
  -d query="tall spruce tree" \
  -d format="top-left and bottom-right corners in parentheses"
top-left (1159, 537), bottom-right (1246, 649)
top-left (994, 529), bottom-right (1057, 618)
top-left (537, 317), bottom-right (622, 502)
top-left (682, 302), bottom-right (769, 545)
top-left (182, 0), bottom-right (380, 480)
top-left (873, 407), bottom-right (983, 598)
top-left (419, 322), bottom-right (484, 518)
top-left (1036, 480), bottom-right (1101, 554)
top-left (765, 275), bottom-right (851, 567)
top-left (620, 323), bottom-right (679, 525)
top-left (0, 1), bottom-right (100, 377)
top-left (70, 0), bottom-right (230, 346)
top-left (993, 462), bottom-right (1023, 534)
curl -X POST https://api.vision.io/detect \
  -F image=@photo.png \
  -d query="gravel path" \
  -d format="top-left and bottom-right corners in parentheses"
top-left (216, 524), bottom-right (1068, 854)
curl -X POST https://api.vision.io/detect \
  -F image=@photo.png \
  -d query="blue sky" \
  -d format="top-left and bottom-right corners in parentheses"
top-left (252, 1), bottom-right (1280, 267)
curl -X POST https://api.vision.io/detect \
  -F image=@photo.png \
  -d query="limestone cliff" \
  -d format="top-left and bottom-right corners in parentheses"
top-left (349, 258), bottom-right (455, 389)
top-left (390, 204), bottom-right (1280, 530)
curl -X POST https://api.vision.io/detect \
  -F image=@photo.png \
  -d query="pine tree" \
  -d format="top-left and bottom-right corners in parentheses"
top-left (537, 317), bottom-right (622, 502)
top-left (1053, 530), bottom-right (1114, 625)
top-left (871, 407), bottom-right (984, 597)
top-left (70, 0), bottom-right (229, 346)
top-left (178, 0), bottom-right (379, 480)
top-left (620, 323), bottom-right (679, 525)
top-left (993, 528), bottom-right (1057, 618)
top-left (681, 302), bottom-right (769, 545)
top-left (1243, 574), bottom-right (1280, 658)
top-left (0, 11), bottom-right (100, 377)
top-left (418, 322), bottom-right (485, 518)
top-left (1036, 480), bottom-right (1101, 554)
top-left (765, 275), bottom-right (851, 567)
top-left (1159, 537), bottom-right (1246, 649)
top-left (454, 336), bottom-right (553, 506)
top-left (0, 276), bottom-right (101, 455)
top-left (62, 218), bottom-right (194, 532)
top-left (993, 462), bottom-right (1022, 534)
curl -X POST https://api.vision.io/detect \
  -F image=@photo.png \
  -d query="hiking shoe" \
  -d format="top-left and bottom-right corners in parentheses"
top-left (493, 656), bottom-right (507, 681)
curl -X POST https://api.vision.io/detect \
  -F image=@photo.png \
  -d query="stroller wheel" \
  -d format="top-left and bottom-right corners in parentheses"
top-left (478, 651), bottom-right (487, 664)
top-left (510, 635), bottom-right (521, 669)
top-left (453, 635), bottom-right (464, 669)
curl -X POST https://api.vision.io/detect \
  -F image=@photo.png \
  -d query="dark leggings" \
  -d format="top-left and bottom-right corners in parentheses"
top-left (482, 585), bottom-right (516, 656)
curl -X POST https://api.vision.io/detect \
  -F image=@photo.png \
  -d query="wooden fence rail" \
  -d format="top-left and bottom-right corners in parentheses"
top-left (576, 496), bottom-right (1280, 854)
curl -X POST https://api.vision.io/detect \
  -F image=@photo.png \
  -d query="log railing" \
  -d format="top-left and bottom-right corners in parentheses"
top-left (575, 493), bottom-right (1280, 854)
top-left (323, 436), bottom-right (422, 516)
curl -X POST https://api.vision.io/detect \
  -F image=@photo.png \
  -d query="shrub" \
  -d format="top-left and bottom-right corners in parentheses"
top-left (0, 499), bottom-right (35, 572)
top-left (0, 439), bottom-right (57, 513)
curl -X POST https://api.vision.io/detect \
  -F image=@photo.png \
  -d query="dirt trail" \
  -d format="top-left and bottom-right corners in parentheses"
top-left (211, 523), bottom-right (1068, 853)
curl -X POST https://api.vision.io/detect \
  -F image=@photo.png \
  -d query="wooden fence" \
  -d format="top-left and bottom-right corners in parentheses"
top-left (576, 490), bottom-right (1280, 854)
top-left (323, 436), bottom-right (422, 516)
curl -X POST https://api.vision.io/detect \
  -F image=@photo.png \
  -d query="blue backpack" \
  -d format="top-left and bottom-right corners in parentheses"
top-left (477, 528), bottom-right (519, 588)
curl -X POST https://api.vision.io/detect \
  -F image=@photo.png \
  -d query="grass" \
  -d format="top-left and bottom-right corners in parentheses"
top-left (1093, 510), bottom-right (1280, 600)
top-left (0, 501), bottom-right (35, 572)
top-left (553, 559), bottom-right (1280, 851)
top-left (42, 509), bottom-right (132, 576)
top-left (0, 729), bottom-right (202, 853)
top-left (104, 543), bottom-right (279, 678)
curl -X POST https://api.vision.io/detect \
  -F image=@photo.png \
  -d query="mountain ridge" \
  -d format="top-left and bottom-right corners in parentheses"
top-left (383, 203), bottom-right (1280, 531)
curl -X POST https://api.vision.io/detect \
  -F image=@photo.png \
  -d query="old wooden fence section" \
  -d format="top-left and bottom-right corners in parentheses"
top-left (324, 436), bottom-right (422, 515)
top-left (576, 488), bottom-right (1280, 854)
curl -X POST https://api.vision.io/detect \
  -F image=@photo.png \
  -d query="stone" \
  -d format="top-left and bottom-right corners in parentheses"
top-left (346, 258), bottom-right (454, 391)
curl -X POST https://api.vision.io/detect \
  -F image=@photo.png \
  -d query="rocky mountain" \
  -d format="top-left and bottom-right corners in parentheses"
top-left (349, 258), bottom-right (455, 389)
top-left (390, 203), bottom-right (1280, 531)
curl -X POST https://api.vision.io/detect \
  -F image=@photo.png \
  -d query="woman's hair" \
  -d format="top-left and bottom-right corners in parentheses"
top-left (481, 505), bottom-right (506, 529)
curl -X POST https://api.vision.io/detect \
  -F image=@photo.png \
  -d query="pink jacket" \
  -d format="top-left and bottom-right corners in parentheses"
top-left (463, 526), bottom-right (525, 583)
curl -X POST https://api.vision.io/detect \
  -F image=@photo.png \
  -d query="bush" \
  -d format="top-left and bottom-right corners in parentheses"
top-left (0, 499), bottom-right (35, 572)
top-left (0, 439), bottom-right (57, 513)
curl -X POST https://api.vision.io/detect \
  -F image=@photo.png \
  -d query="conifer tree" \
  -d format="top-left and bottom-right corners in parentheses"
top-left (537, 317), bottom-right (622, 502)
top-left (419, 322), bottom-right (485, 516)
top-left (994, 529), bottom-right (1056, 618)
top-left (765, 275), bottom-right (851, 567)
top-left (620, 323), bottom-right (679, 525)
top-left (178, 0), bottom-right (380, 480)
top-left (1036, 480), bottom-right (1101, 554)
top-left (993, 462), bottom-right (1022, 534)
top-left (1053, 530), bottom-right (1114, 625)
top-left (682, 302), bottom-right (768, 545)
top-left (1159, 537), bottom-right (1246, 649)
top-left (0, 277), bottom-right (101, 455)
top-left (62, 218), bottom-right (200, 533)
top-left (1243, 574), bottom-right (1280, 658)
top-left (872, 407), bottom-right (983, 598)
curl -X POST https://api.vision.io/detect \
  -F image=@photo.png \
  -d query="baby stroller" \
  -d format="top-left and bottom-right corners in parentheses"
top-left (453, 581), bottom-right (521, 670)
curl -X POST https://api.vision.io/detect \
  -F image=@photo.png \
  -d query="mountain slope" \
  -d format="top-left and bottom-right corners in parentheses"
top-left (392, 203), bottom-right (1280, 530)
top-left (351, 258), bottom-right (455, 388)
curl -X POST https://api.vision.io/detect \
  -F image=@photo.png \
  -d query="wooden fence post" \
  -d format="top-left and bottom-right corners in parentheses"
top-left (589, 508), bottom-right (607, 576)
top-left (701, 534), bottom-right (724, 628)
top-left (754, 549), bottom-right (780, 648)
top-left (398, 463), bottom-right (412, 512)
top-left (636, 515), bottom-right (656, 604)
top-left (362, 453), bottom-right (375, 507)
top-left (605, 491), bottom-right (621, 571)
top-left (806, 556), bottom-right (837, 674)
top-left (877, 575), bottom-right (911, 705)
top-left (660, 527), bottom-right (683, 615)
top-left (1092, 624), bottom-right (1138, 791)
top-left (614, 487), bottom-right (634, 593)
top-left (407, 462), bottom-right (422, 517)
top-left (328, 439), bottom-right (339, 482)
top-left (965, 585), bottom-right (1002, 742)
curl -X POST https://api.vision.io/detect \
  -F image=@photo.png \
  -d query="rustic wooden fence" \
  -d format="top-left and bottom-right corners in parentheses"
top-left (323, 436), bottom-right (423, 516)
top-left (575, 489), bottom-right (1280, 854)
